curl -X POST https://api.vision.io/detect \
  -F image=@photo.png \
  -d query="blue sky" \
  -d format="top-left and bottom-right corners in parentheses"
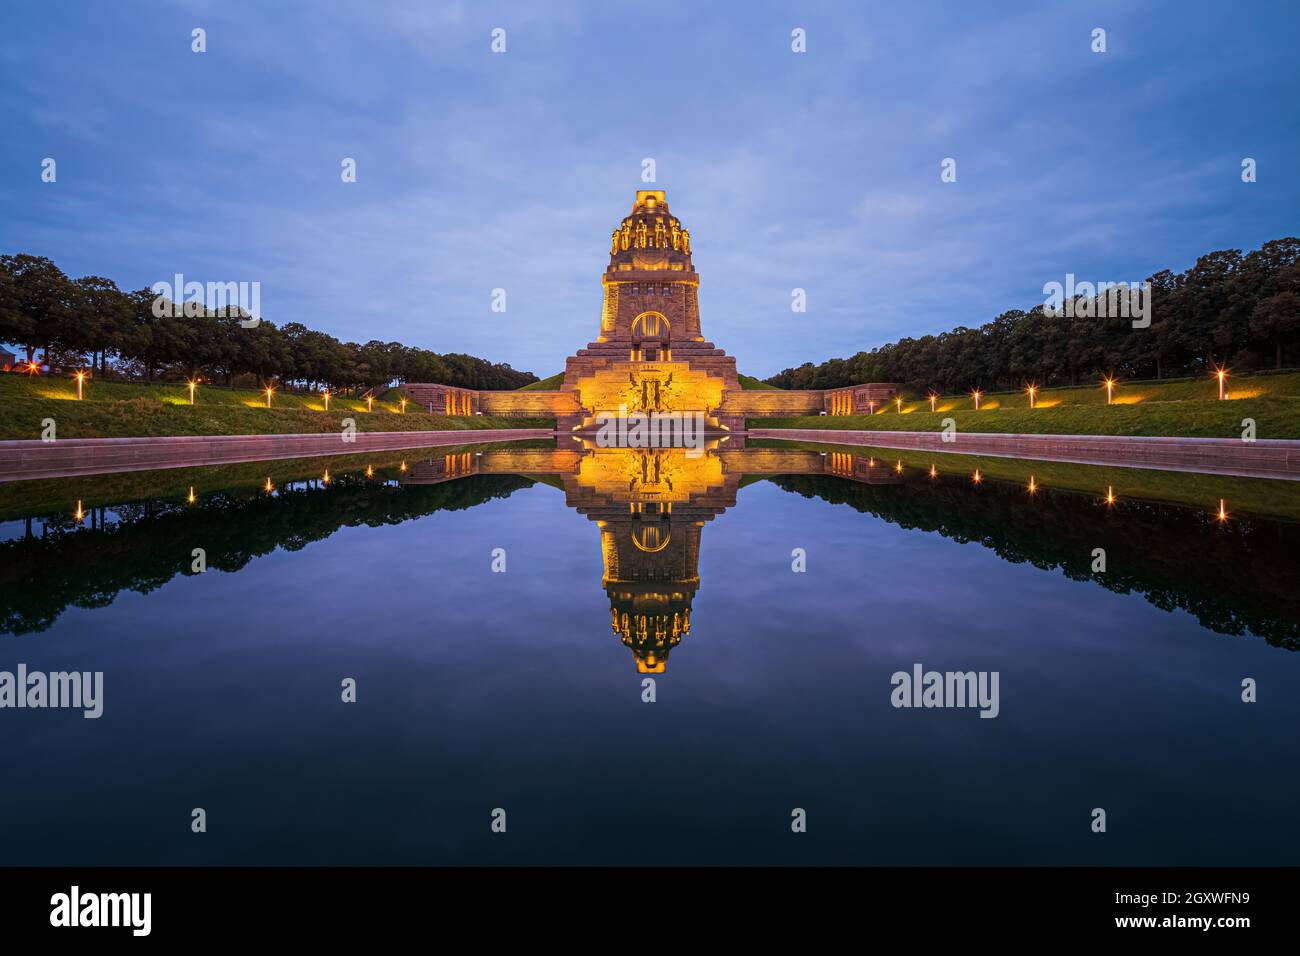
top-left (2, 0), bottom-right (1297, 378)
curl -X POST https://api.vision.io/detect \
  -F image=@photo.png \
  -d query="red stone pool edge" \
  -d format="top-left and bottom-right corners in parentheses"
top-left (746, 429), bottom-right (1300, 482)
top-left (0, 429), bottom-right (556, 482)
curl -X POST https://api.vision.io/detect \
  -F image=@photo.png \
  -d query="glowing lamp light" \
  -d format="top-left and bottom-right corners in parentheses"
top-left (1216, 368), bottom-right (1227, 401)
top-left (25, 361), bottom-right (40, 377)
top-left (399, 397), bottom-right (408, 414)
top-left (186, 486), bottom-right (196, 505)
top-left (1104, 377), bottom-right (1116, 405)
top-left (367, 396), bottom-right (374, 412)
top-left (264, 478), bottom-right (274, 493)
top-left (929, 392), bottom-right (938, 413)
top-left (972, 469), bottom-right (982, 484)
top-left (188, 379), bottom-right (198, 405)
top-left (1026, 385), bottom-right (1036, 409)
top-left (322, 470), bottom-right (330, 485)
top-left (323, 390), bottom-right (331, 411)
top-left (75, 370), bottom-right (86, 400)
top-left (895, 460), bottom-right (903, 474)
top-left (895, 396), bottom-right (903, 413)
top-left (1217, 499), bottom-right (1229, 522)
top-left (971, 389), bottom-right (982, 410)
top-left (867, 400), bottom-right (877, 415)
top-left (1027, 476), bottom-right (1037, 494)
top-left (1105, 486), bottom-right (1117, 506)
top-left (365, 465), bottom-right (374, 478)
top-left (265, 386), bottom-right (274, 408)
top-left (929, 464), bottom-right (938, 479)
top-left (74, 500), bottom-right (85, 522)
top-left (399, 461), bottom-right (408, 472)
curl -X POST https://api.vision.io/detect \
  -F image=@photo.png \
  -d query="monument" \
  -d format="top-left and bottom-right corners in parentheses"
top-left (402, 190), bottom-right (897, 429)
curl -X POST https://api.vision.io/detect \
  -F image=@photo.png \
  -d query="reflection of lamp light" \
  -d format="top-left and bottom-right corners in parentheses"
top-left (1104, 377), bottom-right (1116, 405)
top-left (365, 465), bottom-right (374, 478)
top-left (74, 499), bottom-right (84, 522)
top-left (367, 396), bottom-right (373, 412)
top-left (1216, 368), bottom-right (1227, 400)
top-left (895, 396), bottom-right (903, 413)
top-left (1026, 384), bottom-right (1036, 408)
top-left (972, 469), bottom-right (982, 484)
top-left (1105, 486), bottom-right (1116, 506)
top-left (265, 386), bottom-right (274, 408)
top-left (322, 470), bottom-right (330, 485)
top-left (1217, 499), bottom-right (1229, 522)
top-left (188, 379), bottom-right (198, 404)
top-left (971, 389), bottom-right (982, 410)
top-left (895, 460), bottom-right (903, 474)
top-left (264, 478), bottom-right (273, 493)
top-left (187, 486), bottom-right (196, 504)
top-left (322, 390), bottom-right (330, 411)
top-left (399, 397), bottom-right (408, 414)
top-left (75, 370), bottom-right (86, 400)
top-left (929, 392), bottom-right (937, 412)
top-left (929, 464), bottom-right (937, 479)
top-left (1027, 476), bottom-right (1037, 494)
top-left (399, 461), bottom-right (407, 472)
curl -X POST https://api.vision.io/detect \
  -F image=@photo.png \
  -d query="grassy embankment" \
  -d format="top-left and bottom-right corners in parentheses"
top-left (753, 371), bottom-right (1300, 439)
top-left (0, 375), bottom-right (553, 440)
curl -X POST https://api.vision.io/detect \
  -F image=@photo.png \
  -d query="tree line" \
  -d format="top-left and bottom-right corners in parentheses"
top-left (0, 253), bottom-right (539, 392)
top-left (766, 237), bottom-right (1300, 393)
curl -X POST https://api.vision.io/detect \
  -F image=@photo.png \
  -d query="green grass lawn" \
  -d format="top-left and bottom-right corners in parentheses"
top-left (738, 373), bottom-right (780, 390)
top-left (518, 372), bottom-right (565, 391)
top-left (753, 371), bottom-right (1300, 439)
top-left (0, 374), bottom-right (552, 439)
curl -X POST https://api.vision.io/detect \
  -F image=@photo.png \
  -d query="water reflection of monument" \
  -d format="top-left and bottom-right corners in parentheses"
top-left (403, 443), bottom-right (901, 671)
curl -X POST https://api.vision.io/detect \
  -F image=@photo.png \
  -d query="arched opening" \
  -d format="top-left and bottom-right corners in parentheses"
top-left (632, 311), bottom-right (670, 361)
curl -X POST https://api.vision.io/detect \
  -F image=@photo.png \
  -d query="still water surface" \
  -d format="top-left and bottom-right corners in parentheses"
top-left (1, 440), bottom-right (1297, 865)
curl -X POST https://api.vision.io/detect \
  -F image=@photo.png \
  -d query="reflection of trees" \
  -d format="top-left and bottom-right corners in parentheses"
top-left (0, 474), bottom-right (533, 635)
top-left (771, 473), bottom-right (1300, 650)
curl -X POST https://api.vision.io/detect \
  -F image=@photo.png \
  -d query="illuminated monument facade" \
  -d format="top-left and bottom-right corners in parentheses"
top-left (403, 190), bottom-right (897, 427)
top-left (557, 189), bottom-right (741, 432)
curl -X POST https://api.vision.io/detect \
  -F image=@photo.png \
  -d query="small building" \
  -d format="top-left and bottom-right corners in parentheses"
top-left (0, 350), bottom-right (18, 372)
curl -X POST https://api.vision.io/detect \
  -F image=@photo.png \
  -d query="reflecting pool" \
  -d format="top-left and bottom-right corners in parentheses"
top-left (1, 438), bottom-right (1297, 865)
